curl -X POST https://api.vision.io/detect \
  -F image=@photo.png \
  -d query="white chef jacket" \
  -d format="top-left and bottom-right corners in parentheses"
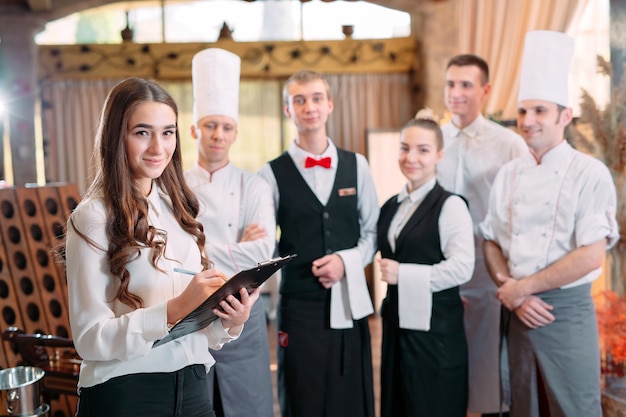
top-left (185, 162), bottom-right (276, 276)
top-left (257, 138), bottom-right (379, 328)
top-left (66, 184), bottom-right (240, 389)
top-left (480, 141), bottom-right (619, 287)
top-left (387, 177), bottom-right (475, 330)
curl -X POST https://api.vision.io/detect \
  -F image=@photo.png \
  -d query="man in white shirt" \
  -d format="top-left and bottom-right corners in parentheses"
top-left (480, 31), bottom-right (619, 417)
top-left (437, 53), bottom-right (527, 417)
top-left (185, 48), bottom-right (275, 417)
top-left (258, 69), bottom-right (378, 417)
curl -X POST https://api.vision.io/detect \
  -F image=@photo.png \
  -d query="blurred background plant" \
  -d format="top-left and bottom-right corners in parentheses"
top-left (595, 289), bottom-right (626, 377)
top-left (570, 55), bottom-right (626, 295)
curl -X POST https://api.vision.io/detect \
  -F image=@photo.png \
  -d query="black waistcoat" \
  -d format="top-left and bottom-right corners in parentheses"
top-left (377, 182), bottom-right (464, 333)
top-left (270, 149), bottom-right (359, 297)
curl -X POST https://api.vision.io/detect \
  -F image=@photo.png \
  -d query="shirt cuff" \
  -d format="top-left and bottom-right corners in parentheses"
top-left (205, 320), bottom-right (242, 350)
top-left (478, 216), bottom-right (496, 242)
top-left (576, 212), bottom-right (620, 248)
top-left (143, 301), bottom-right (170, 341)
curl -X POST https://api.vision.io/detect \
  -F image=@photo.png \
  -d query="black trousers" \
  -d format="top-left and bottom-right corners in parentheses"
top-left (76, 364), bottom-right (216, 417)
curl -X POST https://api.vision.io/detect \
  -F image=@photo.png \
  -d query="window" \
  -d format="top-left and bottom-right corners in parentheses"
top-left (35, 0), bottom-right (411, 44)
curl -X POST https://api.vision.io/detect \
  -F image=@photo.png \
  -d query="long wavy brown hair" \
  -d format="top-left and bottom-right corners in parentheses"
top-left (72, 77), bottom-right (210, 309)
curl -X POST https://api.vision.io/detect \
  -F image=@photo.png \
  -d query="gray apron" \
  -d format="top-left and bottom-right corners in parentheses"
top-left (506, 283), bottom-right (601, 417)
top-left (208, 300), bottom-right (273, 417)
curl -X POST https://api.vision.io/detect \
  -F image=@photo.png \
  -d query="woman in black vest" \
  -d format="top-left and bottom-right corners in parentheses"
top-left (377, 111), bottom-right (475, 417)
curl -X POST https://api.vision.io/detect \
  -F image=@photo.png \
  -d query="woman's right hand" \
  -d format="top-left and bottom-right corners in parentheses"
top-left (377, 258), bottom-right (399, 285)
top-left (167, 269), bottom-right (227, 325)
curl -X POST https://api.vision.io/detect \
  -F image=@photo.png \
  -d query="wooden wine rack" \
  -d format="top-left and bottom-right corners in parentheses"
top-left (31, 183), bottom-right (81, 313)
top-left (0, 184), bottom-right (82, 417)
top-left (0, 212), bottom-right (25, 369)
top-left (15, 187), bottom-right (72, 339)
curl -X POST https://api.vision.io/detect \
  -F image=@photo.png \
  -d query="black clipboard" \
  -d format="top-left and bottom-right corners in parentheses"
top-left (153, 254), bottom-right (296, 348)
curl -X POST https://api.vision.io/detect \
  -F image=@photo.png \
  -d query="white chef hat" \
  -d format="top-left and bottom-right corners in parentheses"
top-left (518, 30), bottom-right (575, 107)
top-left (192, 48), bottom-right (241, 124)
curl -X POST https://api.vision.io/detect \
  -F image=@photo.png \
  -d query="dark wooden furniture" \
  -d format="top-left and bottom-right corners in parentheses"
top-left (1, 327), bottom-right (80, 400)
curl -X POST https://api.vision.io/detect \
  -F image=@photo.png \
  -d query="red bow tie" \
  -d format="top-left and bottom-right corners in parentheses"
top-left (305, 156), bottom-right (331, 169)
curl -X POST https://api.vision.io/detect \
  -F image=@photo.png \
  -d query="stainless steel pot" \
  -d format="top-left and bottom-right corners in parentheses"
top-left (0, 366), bottom-right (45, 416)
top-left (10, 404), bottom-right (49, 417)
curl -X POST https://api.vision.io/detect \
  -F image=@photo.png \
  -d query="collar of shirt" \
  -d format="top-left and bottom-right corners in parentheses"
top-left (389, 177), bottom-right (437, 251)
top-left (397, 176), bottom-right (437, 205)
top-left (146, 183), bottom-right (190, 266)
top-left (288, 137), bottom-right (338, 169)
top-left (287, 138), bottom-right (338, 205)
top-left (538, 139), bottom-right (571, 165)
top-left (446, 114), bottom-right (486, 142)
top-left (522, 139), bottom-right (571, 167)
top-left (192, 161), bottom-right (233, 183)
top-left (147, 182), bottom-right (163, 217)
top-left (204, 161), bottom-right (234, 182)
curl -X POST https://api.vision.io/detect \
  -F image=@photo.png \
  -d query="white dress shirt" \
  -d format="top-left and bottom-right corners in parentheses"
top-left (185, 162), bottom-right (276, 276)
top-left (387, 177), bottom-right (475, 330)
top-left (258, 138), bottom-right (379, 328)
top-left (438, 115), bottom-right (528, 236)
top-left (480, 141), bottom-right (619, 287)
top-left (66, 184), bottom-right (239, 388)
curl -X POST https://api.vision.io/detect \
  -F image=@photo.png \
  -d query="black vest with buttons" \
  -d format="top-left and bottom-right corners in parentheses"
top-left (377, 182), bottom-right (464, 333)
top-left (270, 149), bottom-right (359, 298)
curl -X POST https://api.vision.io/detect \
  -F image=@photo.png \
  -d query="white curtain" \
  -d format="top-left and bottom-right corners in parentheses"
top-left (457, 0), bottom-right (589, 119)
top-left (41, 78), bottom-right (123, 194)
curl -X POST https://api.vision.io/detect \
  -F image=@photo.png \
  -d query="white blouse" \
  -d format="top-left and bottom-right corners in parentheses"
top-left (66, 184), bottom-right (239, 388)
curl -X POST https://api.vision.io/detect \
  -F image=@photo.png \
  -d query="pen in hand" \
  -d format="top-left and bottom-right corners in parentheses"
top-left (174, 267), bottom-right (199, 276)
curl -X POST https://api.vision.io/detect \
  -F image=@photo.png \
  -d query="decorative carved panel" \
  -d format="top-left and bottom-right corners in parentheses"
top-left (38, 37), bottom-right (417, 80)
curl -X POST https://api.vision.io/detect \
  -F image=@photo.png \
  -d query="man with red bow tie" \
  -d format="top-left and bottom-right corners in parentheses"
top-left (258, 70), bottom-right (379, 417)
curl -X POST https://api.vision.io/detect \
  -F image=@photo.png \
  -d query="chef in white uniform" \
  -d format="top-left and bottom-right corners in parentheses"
top-left (480, 30), bottom-right (619, 417)
top-left (185, 48), bottom-right (275, 417)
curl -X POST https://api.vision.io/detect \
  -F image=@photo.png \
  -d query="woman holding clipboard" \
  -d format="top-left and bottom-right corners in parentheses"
top-left (65, 77), bottom-right (258, 417)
